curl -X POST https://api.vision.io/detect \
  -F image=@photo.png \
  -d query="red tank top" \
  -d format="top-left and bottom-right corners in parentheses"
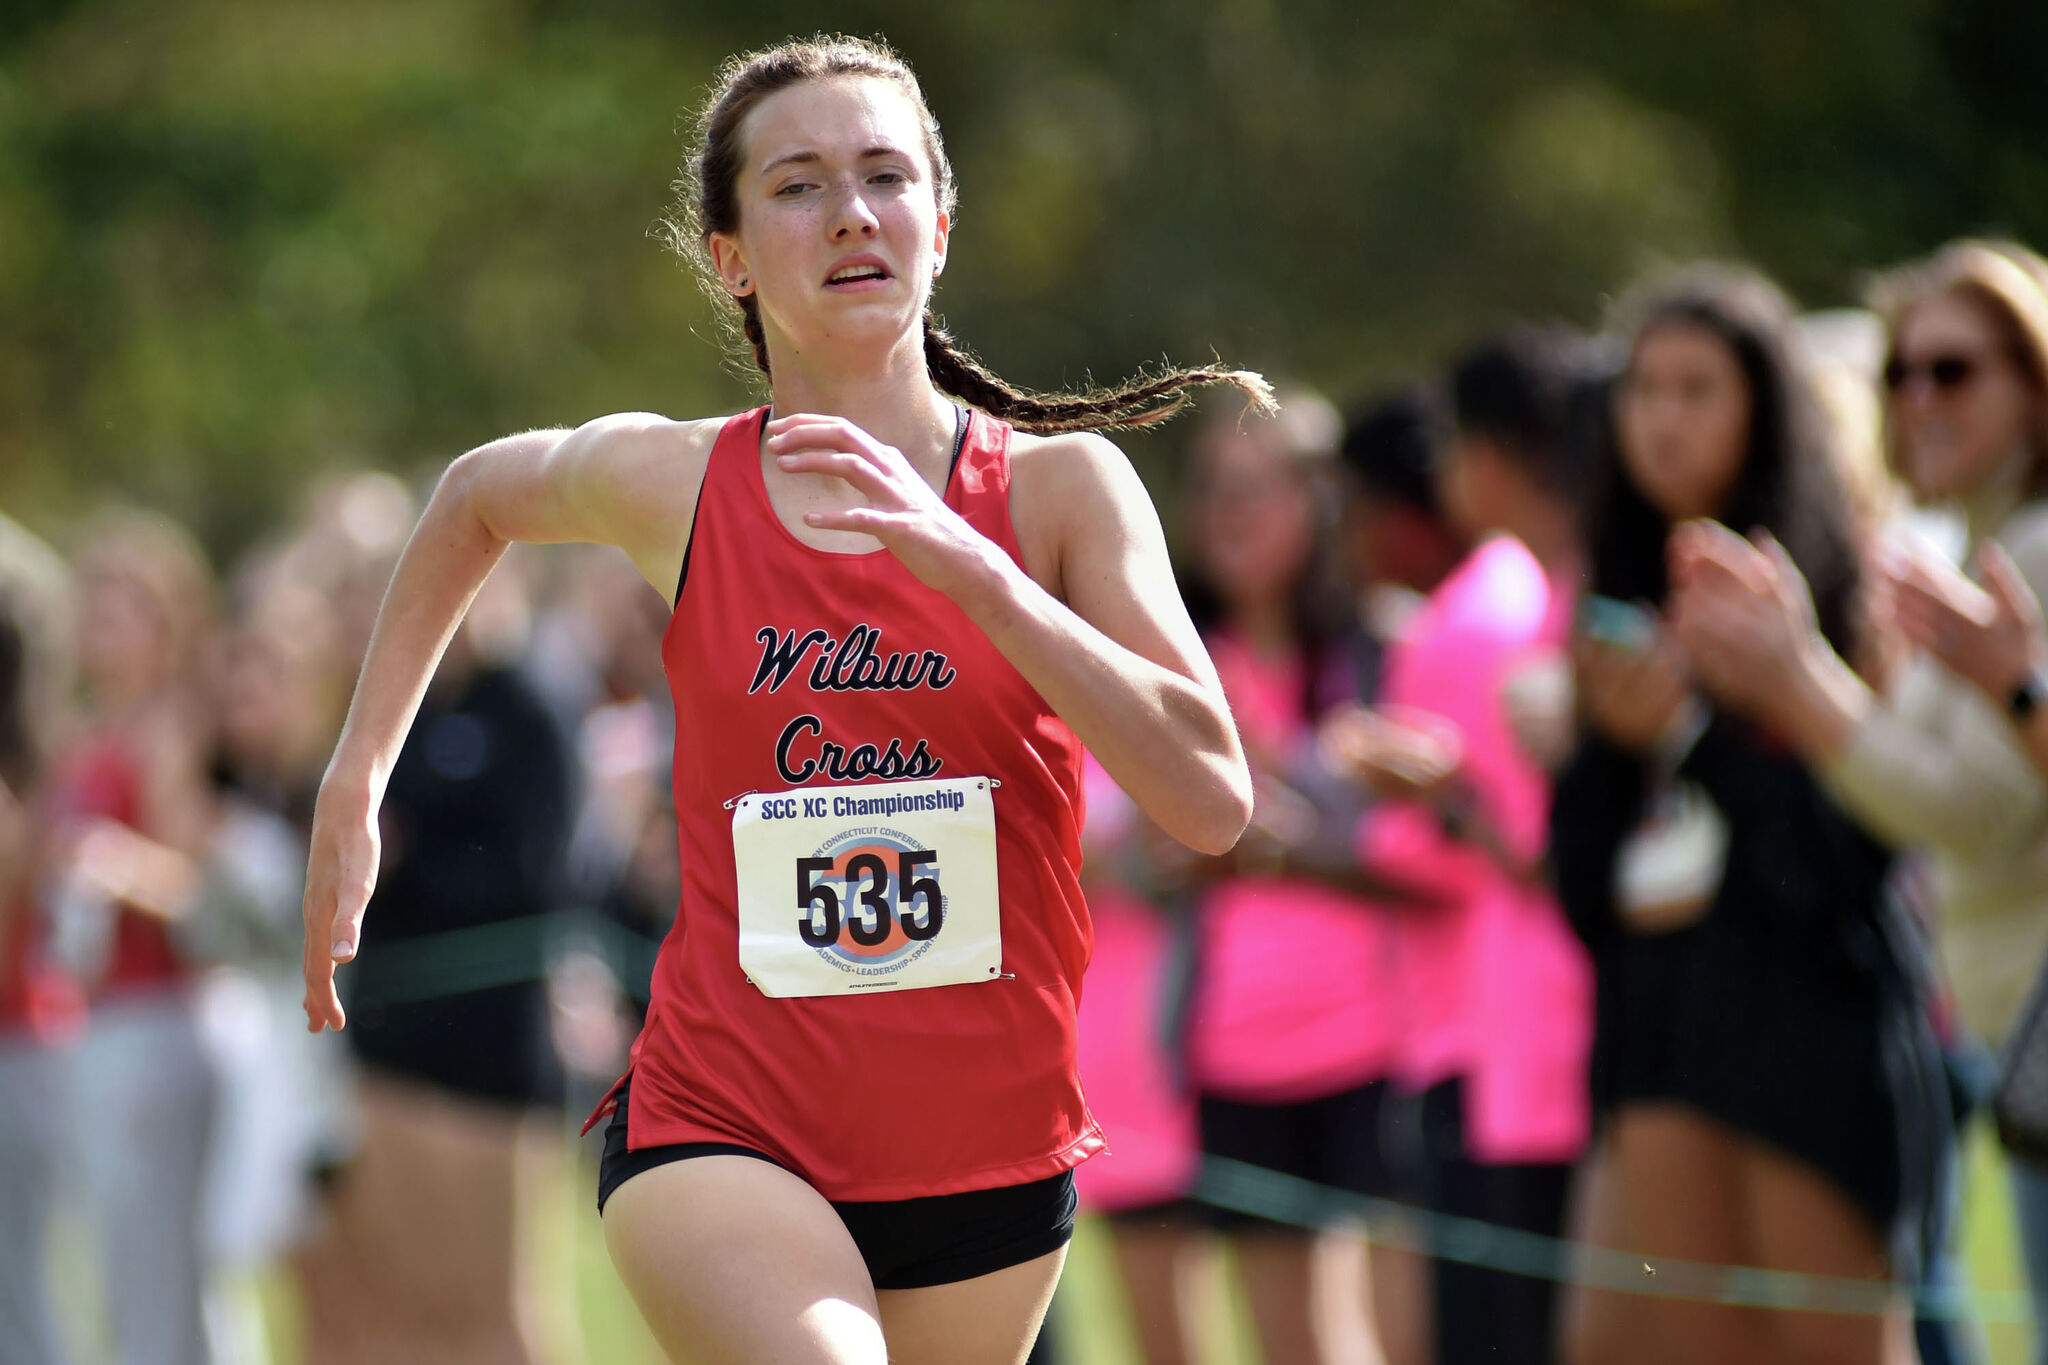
top-left (0, 899), bottom-right (43, 1027)
top-left (50, 735), bottom-right (187, 996)
top-left (597, 405), bottom-right (1101, 1201)
top-left (0, 895), bottom-right (83, 1041)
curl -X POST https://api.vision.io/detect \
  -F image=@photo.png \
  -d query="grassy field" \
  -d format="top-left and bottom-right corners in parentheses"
top-left (1960, 1124), bottom-right (2032, 1365)
top-left (547, 1121), bottom-right (2043, 1365)
top-left (48, 1120), bottom-right (2039, 1364)
top-left (552, 1122), bottom-right (2037, 1365)
top-left (556, 1157), bottom-right (1269, 1365)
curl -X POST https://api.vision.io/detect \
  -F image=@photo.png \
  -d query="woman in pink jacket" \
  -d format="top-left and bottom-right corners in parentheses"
top-left (1327, 337), bottom-right (1597, 1365)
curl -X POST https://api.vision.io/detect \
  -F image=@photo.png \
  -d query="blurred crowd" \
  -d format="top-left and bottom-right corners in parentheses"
top-left (8, 235), bottom-right (2048, 1365)
top-left (1069, 237), bottom-right (2048, 1365)
top-left (0, 476), bottom-right (678, 1365)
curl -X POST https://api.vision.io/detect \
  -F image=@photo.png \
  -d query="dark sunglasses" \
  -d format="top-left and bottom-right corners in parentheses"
top-left (1882, 352), bottom-right (1985, 393)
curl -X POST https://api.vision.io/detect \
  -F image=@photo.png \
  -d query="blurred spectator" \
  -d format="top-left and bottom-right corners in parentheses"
top-left (1320, 387), bottom-right (1479, 1365)
top-left (1071, 753), bottom-right (1216, 1365)
top-left (1438, 326), bottom-right (1603, 772)
top-left (1555, 265), bottom-right (1945, 1365)
top-left (287, 472), bottom-right (420, 671)
top-left (0, 513), bottom-right (79, 1365)
top-left (536, 545), bottom-right (674, 1088)
top-left (1663, 240), bottom-right (2048, 1362)
top-left (305, 547), bottom-right (577, 1365)
top-left (46, 508), bottom-right (221, 1365)
top-left (1801, 301), bottom-right (1987, 1365)
top-left (1176, 390), bottom-right (1410, 1365)
top-left (1341, 327), bottom-right (1597, 1365)
top-left (185, 555), bottom-right (358, 1363)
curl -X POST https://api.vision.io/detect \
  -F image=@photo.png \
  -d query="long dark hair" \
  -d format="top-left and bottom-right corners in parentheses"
top-left (1447, 324), bottom-right (1594, 495)
top-left (1586, 265), bottom-right (1861, 655)
top-left (1176, 393), bottom-right (1350, 720)
top-left (666, 35), bottom-right (1273, 433)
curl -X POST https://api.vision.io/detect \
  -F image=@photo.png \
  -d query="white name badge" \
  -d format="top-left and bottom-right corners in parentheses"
top-left (1613, 779), bottom-right (1730, 935)
top-left (730, 776), bottom-right (1003, 998)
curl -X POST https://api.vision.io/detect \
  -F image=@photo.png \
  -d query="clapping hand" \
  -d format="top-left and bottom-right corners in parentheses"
top-left (1667, 520), bottom-right (1819, 720)
top-left (1573, 631), bottom-right (1690, 753)
top-left (1893, 541), bottom-right (2046, 703)
top-left (1316, 702), bottom-right (1465, 804)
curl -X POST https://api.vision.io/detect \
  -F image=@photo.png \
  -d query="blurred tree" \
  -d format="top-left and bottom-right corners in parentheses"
top-left (0, 0), bottom-right (2041, 557)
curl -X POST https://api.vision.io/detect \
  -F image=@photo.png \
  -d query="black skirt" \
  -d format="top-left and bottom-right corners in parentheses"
top-left (1589, 905), bottom-right (1946, 1272)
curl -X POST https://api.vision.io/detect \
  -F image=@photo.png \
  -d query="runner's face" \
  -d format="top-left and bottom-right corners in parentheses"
top-left (712, 77), bottom-right (949, 359)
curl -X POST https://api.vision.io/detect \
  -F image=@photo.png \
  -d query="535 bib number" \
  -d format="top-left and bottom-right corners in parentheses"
top-left (730, 776), bottom-right (1002, 997)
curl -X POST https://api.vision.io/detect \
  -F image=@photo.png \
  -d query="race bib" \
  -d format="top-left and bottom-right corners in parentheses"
top-left (1613, 779), bottom-right (1729, 934)
top-left (730, 776), bottom-right (1003, 998)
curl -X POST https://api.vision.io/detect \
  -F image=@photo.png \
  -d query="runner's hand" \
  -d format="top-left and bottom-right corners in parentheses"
top-left (301, 783), bottom-right (382, 1032)
top-left (765, 413), bottom-right (997, 598)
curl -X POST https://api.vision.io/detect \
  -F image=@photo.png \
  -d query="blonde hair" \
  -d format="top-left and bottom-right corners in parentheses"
top-left (1870, 238), bottom-right (2048, 480)
top-left (71, 506), bottom-right (215, 685)
top-left (1799, 308), bottom-right (1897, 531)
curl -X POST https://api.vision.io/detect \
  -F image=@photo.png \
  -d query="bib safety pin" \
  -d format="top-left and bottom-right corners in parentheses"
top-left (723, 790), bottom-right (759, 811)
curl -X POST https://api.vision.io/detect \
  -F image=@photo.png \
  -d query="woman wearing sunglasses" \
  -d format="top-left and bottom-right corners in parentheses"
top-left (1655, 238), bottom-right (2048, 1361)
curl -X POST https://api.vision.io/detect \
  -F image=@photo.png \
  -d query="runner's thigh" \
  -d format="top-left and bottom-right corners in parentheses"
top-left (876, 1245), bottom-right (1069, 1365)
top-left (602, 1154), bottom-right (886, 1365)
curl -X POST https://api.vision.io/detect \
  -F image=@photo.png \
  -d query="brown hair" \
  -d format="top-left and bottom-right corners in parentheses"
top-left (72, 506), bottom-right (216, 686)
top-left (661, 35), bottom-right (1273, 434)
top-left (1870, 238), bottom-right (2048, 482)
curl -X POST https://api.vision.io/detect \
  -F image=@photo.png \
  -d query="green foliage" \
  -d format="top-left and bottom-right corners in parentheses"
top-left (2, 0), bottom-right (2041, 557)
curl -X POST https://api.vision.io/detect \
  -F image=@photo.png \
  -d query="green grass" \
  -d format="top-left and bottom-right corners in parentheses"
top-left (555, 1171), bottom-right (1265, 1365)
top-left (1963, 1121), bottom-right (2031, 1365)
top-left (551, 1129), bottom-right (2036, 1365)
top-left (48, 1119), bottom-right (2043, 1364)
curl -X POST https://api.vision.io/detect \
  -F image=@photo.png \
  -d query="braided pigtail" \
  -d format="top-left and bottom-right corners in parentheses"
top-left (677, 36), bottom-right (1272, 433)
top-left (924, 317), bottom-right (1274, 434)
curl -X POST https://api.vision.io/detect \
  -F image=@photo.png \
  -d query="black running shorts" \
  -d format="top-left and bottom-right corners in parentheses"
top-left (597, 1074), bottom-right (1077, 1290)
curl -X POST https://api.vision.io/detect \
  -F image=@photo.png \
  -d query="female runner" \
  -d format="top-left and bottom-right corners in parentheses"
top-left (299, 35), bottom-right (1261, 1365)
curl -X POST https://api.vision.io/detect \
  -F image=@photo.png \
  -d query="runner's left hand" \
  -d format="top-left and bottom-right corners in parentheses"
top-left (766, 413), bottom-right (999, 600)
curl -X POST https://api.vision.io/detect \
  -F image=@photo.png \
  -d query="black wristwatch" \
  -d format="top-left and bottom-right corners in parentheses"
top-left (2009, 665), bottom-right (2048, 723)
